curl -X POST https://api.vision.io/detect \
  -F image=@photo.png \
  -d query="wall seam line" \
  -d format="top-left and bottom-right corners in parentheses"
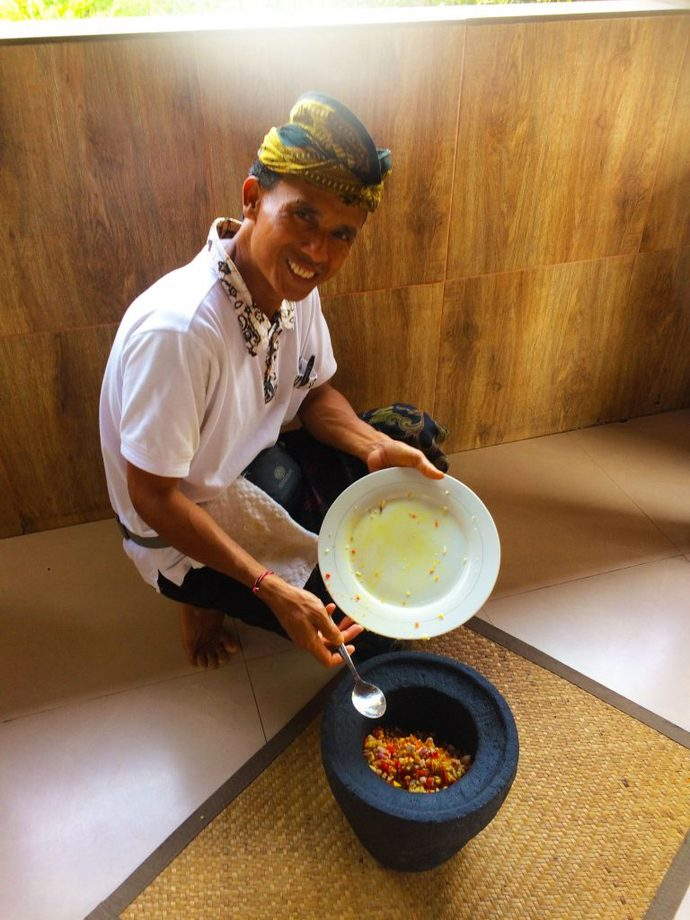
top-left (433, 22), bottom-right (468, 421)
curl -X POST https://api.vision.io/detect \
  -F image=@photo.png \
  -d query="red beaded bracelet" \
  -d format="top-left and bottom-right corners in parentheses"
top-left (252, 569), bottom-right (275, 593)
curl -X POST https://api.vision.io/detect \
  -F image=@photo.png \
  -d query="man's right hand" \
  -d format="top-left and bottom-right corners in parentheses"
top-left (262, 579), bottom-right (364, 667)
top-left (125, 463), bottom-right (363, 668)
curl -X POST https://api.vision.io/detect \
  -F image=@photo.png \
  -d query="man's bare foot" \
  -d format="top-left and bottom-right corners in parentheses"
top-left (179, 604), bottom-right (240, 668)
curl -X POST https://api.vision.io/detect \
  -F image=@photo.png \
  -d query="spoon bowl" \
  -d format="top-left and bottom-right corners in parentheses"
top-left (337, 644), bottom-right (386, 718)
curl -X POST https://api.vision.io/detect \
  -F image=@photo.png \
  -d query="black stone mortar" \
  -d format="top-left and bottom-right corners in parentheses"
top-left (320, 651), bottom-right (519, 872)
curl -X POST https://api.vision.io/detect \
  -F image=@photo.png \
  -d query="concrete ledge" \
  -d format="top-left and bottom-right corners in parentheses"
top-left (1, 0), bottom-right (689, 45)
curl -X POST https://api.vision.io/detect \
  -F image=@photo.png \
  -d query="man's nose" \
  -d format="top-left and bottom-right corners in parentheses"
top-left (300, 231), bottom-right (330, 264)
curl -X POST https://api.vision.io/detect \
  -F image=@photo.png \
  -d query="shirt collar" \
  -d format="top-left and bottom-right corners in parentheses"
top-left (206, 217), bottom-right (295, 356)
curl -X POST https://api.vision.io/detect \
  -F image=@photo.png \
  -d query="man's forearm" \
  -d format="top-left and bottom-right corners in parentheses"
top-left (298, 383), bottom-right (390, 461)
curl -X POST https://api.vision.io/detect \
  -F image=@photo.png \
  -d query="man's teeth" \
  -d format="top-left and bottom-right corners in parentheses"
top-left (288, 259), bottom-right (315, 280)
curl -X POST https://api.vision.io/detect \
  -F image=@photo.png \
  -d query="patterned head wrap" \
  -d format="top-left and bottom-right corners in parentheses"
top-left (257, 92), bottom-right (392, 213)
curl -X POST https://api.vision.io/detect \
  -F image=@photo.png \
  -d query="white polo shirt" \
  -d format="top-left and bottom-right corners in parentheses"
top-left (99, 218), bottom-right (337, 589)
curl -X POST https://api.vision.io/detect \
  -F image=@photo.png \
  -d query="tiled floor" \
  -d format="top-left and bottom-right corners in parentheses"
top-left (1, 409), bottom-right (688, 920)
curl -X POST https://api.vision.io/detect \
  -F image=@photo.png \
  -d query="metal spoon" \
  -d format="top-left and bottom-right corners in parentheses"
top-left (337, 644), bottom-right (387, 718)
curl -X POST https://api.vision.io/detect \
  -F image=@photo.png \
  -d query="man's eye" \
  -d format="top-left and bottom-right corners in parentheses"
top-left (295, 210), bottom-right (313, 223)
top-left (334, 230), bottom-right (353, 243)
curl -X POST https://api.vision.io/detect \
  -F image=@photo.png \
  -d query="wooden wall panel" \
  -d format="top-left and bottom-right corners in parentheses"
top-left (1, 13), bottom-right (688, 535)
top-left (447, 16), bottom-right (688, 279)
top-left (610, 247), bottom-right (690, 417)
top-left (193, 23), bottom-right (464, 297)
top-left (0, 37), bottom-right (211, 337)
top-left (321, 283), bottom-right (444, 415)
top-left (0, 456), bottom-right (23, 537)
top-left (435, 256), bottom-right (636, 451)
top-left (0, 325), bottom-right (115, 536)
top-left (0, 45), bottom-right (80, 337)
top-left (641, 32), bottom-right (690, 252)
top-left (0, 23), bottom-right (463, 338)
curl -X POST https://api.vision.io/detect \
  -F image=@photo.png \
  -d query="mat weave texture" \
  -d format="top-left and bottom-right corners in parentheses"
top-left (123, 627), bottom-right (690, 920)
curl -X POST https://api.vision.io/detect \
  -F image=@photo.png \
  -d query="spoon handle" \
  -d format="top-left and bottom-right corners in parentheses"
top-left (337, 643), bottom-right (361, 682)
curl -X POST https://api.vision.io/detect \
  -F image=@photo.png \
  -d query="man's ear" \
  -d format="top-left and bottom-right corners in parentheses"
top-left (242, 176), bottom-right (262, 220)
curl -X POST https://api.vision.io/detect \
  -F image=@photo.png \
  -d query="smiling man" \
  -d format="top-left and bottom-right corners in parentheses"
top-left (100, 92), bottom-right (448, 671)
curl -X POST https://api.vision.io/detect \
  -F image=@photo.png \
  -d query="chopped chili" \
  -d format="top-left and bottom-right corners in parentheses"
top-left (363, 727), bottom-right (472, 793)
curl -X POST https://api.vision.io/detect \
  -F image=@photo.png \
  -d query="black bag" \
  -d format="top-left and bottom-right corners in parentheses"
top-left (242, 442), bottom-right (303, 514)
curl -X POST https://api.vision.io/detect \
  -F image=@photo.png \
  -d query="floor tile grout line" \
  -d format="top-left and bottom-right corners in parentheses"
top-left (84, 672), bottom-right (343, 920)
top-left (466, 618), bottom-right (690, 747)
top-left (487, 551), bottom-right (685, 606)
top-left (444, 407), bottom-right (690, 470)
top-left (236, 620), bottom-right (269, 744)
top-left (4, 417), bottom-right (687, 719)
top-left (570, 427), bottom-right (689, 554)
top-left (0, 654), bottom-right (248, 726)
top-left (3, 549), bottom-right (684, 727)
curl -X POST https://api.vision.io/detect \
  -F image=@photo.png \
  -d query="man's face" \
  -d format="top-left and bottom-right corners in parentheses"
top-left (242, 175), bottom-right (367, 303)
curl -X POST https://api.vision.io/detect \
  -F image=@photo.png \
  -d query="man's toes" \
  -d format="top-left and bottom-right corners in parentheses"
top-left (221, 634), bottom-right (239, 655)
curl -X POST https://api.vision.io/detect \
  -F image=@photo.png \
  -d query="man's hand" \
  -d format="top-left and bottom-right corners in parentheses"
top-left (299, 384), bottom-right (445, 479)
top-left (263, 579), bottom-right (364, 667)
top-left (365, 439), bottom-right (445, 480)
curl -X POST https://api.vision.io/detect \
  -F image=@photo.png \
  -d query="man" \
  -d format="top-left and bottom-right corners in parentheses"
top-left (100, 92), bottom-right (447, 671)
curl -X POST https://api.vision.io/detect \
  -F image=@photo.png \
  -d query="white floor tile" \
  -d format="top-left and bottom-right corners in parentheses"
top-left (477, 556), bottom-right (690, 730)
top-left (0, 662), bottom-right (264, 920)
top-left (574, 410), bottom-right (690, 554)
top-left (235, 619), bottom-right (292, 660)
top-left (0, 519), bottom-right (192, 721)
top-left (246, 649), bottom-right (341, 740)
top-left (674, 883), bottom-right (690, 920)
top-left (448, 431), bottom-right (678, 600)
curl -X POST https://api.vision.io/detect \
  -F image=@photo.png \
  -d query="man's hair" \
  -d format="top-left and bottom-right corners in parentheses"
top-left (249, 159), bottom-right (281, 189)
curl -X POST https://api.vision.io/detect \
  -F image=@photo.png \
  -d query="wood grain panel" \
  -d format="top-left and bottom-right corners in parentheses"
top-left (0, 44), bottom-right (76, 337)
top-left (321, 283), bottom-right (444, 416)
top-left (641, 30), bottom-right (690, 251)
top-left (194, 22), bottom-right (464, 295)
top-left (448, 16), bottom-right (688, 279)
top-left (0, 455), bottom-right (23, 539)
top-left (609, 247), bottom-right (690, 418)
top-left (0, 37), bottom-right (210, 336)
top-left (0, 325), bottom-right (116, 535)
top-left (435, 256), bottom-right (636, 452)
top-left (1, 15), bottom-right (689, 538)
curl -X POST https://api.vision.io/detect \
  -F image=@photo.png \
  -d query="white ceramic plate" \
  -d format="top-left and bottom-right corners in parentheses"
top-left (317, 468), bottom-right (500, 640)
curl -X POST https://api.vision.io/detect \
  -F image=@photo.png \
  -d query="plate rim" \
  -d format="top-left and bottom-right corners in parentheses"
top-left (317, 467), bottom-right (501, 639)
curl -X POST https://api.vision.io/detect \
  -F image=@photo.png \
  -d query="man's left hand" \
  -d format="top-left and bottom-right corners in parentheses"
top-left (365, 439), bottom-right (445, 480)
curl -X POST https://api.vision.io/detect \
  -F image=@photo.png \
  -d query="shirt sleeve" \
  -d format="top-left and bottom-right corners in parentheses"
top-left (119, 329), bottom-right (212, 478)
top-left (306, 288), bottom-right (337, 385)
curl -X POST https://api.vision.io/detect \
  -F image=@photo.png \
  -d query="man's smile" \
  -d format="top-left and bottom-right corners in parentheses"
top-left (287, 257), bottom-right (318, 281)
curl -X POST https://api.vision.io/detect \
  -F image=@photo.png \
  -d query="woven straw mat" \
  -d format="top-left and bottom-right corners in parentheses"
top-left (123, 626), bottom-right (690, 920)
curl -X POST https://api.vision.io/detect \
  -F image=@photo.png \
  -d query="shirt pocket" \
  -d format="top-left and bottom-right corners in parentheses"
top-left (293, 354), bottom-right (318, 390)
